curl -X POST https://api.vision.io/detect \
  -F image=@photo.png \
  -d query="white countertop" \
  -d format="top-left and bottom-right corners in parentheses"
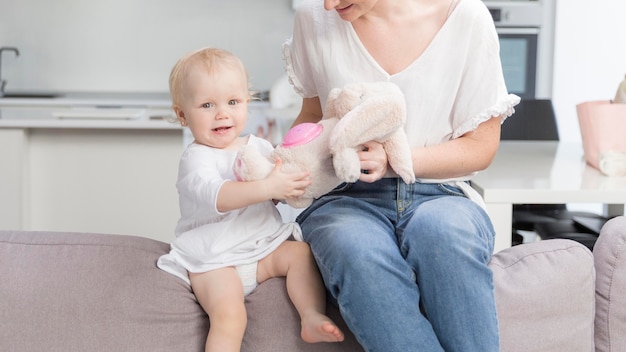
top-left (0, 91), bottom-right (172, 108)
top-left (0, 91), bottom-right (176, 129)
top-left (471, 141), bottom-right (626, 252)
top-left (0, 92), bottom-right (269, 130)
top-left (472, 141), bottom-right (626, 204)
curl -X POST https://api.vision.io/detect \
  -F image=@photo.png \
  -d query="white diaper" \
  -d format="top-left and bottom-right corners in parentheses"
top-left (235, 262), bottom-right (258, 296)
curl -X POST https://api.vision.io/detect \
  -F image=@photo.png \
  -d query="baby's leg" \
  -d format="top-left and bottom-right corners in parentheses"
top-left (189, 267), bottom-right (247, 352)
top-left (258, 241), bottom-right (345, 343)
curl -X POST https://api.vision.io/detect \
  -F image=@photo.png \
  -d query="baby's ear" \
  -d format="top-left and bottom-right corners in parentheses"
top-left (173, 105), bottom-right (187, 126)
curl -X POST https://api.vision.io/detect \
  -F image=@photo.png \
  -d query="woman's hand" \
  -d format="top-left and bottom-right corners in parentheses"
top-left (358, 141), bottom-right (388, 183)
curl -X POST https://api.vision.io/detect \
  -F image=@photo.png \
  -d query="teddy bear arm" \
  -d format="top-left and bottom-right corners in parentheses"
top-left (383, 130), bottom-right (416, 184)
top-left (333, 147), bottom-right (362, 183)
top-left (233, 146), bottom-right (275, 182)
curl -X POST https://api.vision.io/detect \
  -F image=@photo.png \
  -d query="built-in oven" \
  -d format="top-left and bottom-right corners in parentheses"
top-left (483, 0), bottom-right (555, 100)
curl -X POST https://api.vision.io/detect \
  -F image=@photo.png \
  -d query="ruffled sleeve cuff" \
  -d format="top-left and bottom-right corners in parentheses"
top-left (282, 38), bottom-right (306, 97)
top-left (453, 94), bottom-right (521, 139)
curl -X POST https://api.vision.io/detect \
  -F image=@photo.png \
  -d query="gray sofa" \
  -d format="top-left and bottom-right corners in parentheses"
top-left (1, 216), bottom-right (625, 352)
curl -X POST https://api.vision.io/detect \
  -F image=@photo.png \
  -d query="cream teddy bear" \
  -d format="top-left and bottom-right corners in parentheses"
top-left (233, 81), bottom-right (415, 208)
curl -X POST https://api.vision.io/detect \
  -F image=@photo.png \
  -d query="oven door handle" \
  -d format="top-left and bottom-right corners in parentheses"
top-left (497, 27), bottom-right (540, 35)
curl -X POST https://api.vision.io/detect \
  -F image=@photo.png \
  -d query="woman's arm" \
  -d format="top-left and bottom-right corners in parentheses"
top-left (411, 116), bottom-right (501, 179)
top-left (358, 116), bottom-right (502, 182)
top-left (292, 96), bottom-right (324, 125)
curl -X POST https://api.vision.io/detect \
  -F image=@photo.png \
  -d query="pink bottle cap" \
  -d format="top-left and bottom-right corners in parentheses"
top-left (281, 123), bottom-right (323, 147)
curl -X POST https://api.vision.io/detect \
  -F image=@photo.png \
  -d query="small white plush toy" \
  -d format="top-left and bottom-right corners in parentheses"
top-left (233, 81), bottom-right (415, 208)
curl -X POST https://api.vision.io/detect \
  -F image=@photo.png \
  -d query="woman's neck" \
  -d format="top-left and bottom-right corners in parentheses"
top-left (352, 0), bottom-right (456, 75)
top-left (357, 0), bottom-right (447, 24)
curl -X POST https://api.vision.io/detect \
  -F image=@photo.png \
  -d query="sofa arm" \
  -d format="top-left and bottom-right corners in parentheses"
top-left (594, 216), bottom-right (626, 352)
top-left (489, 238), bottom-right (595, 352)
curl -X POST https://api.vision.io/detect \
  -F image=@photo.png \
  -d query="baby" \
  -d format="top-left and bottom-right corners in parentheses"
top-left (157, 47), bottom-right (344, 351)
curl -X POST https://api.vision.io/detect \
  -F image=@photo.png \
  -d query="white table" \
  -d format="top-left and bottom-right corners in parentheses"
top-left (471, 141), bottom-right (626, 253)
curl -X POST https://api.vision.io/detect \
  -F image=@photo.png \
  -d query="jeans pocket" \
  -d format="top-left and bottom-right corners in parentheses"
top-left (437, 183), bottom-right (466, 197)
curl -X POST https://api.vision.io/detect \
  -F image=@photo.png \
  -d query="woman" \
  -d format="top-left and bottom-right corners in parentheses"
top-left (283, 0), bottom-right (520, 351)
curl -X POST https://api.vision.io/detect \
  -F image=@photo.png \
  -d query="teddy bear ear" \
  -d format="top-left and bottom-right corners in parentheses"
top-left (326, 87), bottom-right (342, 115)
top-left (328, 87), bottom-right (341, 102)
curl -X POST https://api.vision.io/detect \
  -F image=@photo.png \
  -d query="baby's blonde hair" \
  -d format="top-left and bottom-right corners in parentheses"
top-left (169, 47), bottom-right (250, 108)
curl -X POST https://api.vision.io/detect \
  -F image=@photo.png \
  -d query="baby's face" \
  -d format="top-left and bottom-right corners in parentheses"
top-left (177, 64), bottom-right (250, 149)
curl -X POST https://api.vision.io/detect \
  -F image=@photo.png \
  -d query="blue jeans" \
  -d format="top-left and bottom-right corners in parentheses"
top-left (297, 179), bottom-right (499, 352)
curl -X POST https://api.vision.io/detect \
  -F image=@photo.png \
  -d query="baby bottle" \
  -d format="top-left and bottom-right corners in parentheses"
top-left (281, 123), bottom-right (323, 147)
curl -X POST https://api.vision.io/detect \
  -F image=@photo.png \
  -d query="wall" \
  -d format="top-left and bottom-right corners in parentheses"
top-left (552, 0), bottom-right (626, 143)
top-left (0, 0), bottom-right (295, 93)
top-left (3, 0), bottom-right (625, 132)
top-left (551, 0), bottom-right (626, 214)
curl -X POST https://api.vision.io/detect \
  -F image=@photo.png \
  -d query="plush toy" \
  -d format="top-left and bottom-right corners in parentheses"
top-left (233, 81), bottom-right (415, 208)
top-left (234, 118), bottom-right (341, 208)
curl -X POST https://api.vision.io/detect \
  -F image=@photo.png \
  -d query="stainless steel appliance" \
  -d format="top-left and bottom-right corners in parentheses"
top-left (483, 0), bottom-right (555, 99)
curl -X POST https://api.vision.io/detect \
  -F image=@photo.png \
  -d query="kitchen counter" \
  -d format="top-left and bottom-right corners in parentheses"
top-left (0, 92), bottom-right (270, 131)
top-left (0, 91), bottom-right (172, 107)
top-left (0, 92), bottom-right (181, 240)
top-left (0, 91), bottom-right (179, 130)
top-left (0, 109), bottom-right (181, 130)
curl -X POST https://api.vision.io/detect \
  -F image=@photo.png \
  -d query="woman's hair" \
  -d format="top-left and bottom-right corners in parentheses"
top-left (168, 47), bottom-right (250, 108)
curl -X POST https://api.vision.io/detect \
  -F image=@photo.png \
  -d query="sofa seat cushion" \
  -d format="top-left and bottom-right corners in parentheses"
top-left (489, 238), bottom-right (596, 352)
top-left (0, 231), bottom-right (209, 352)
top-left (594, 216), bottom-right (626, 352)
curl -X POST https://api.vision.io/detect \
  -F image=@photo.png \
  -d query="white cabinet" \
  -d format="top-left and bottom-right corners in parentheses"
top-left (0, 127), bottom-right (183, 243)
top-left (0, 100), bottom-right (279, 242)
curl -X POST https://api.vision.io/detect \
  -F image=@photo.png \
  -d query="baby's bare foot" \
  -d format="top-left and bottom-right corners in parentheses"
top-left (301, 314), bottom-right (345, 343)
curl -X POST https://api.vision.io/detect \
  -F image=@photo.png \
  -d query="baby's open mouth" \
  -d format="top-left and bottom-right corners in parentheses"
top-left (213, 126), bottom-right (232, 132)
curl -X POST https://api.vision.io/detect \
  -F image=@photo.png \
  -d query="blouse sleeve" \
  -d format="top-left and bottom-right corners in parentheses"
top-left (451, 6), bottom-right (520, 139)
top-left (282, 4), bottom-right (320, 98)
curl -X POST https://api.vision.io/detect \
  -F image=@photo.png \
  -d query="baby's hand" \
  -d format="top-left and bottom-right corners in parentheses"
top-left (263, 158), bottom-right (311, 200)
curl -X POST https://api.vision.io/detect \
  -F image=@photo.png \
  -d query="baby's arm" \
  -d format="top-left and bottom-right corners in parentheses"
top-left (217, 158), bottom-right (311, 213)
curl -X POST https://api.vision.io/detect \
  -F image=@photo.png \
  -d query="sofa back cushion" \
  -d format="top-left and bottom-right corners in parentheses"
top-left (0, 231), bottom-right (209, 352)
top-left (594, 216), bottom-right (626, 352)
top-left (489, 238), bottom-right (596, 352)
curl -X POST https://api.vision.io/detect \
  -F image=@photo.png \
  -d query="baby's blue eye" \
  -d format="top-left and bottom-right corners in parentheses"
top-left (228, 99), bottom-right (238, 106)
top-left (201, 102), bottom-right (214, 108)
